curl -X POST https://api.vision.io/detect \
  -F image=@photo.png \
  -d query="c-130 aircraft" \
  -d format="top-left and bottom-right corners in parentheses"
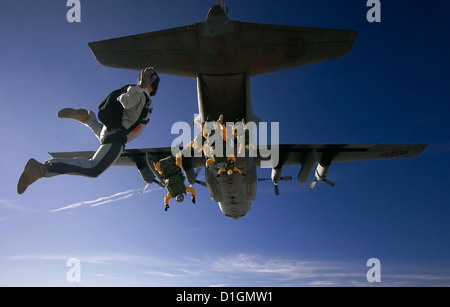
top-left (51, 3), bottom-right (427, 219)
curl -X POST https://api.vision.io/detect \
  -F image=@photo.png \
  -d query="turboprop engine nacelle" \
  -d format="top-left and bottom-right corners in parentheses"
top-left (271, 168), bottom-right (282, 185)
top-left (309, 163), bottom-right (336, 190)
top-left (264, 168), bottom-right (292, 195)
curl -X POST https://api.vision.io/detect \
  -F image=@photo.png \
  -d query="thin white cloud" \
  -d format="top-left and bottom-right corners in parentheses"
top-left (0, 199), bottom-right (40, 213)
top-left (5, 254), bottom-right (66, 262)
top-left (143, 270), bottom-right (180, 278)
top-left (4, 253), bottom-right (150, 265)
top-left (0, 216), bottom-right (12, 222)
top-left (0, 199), bottom-right (44, 223)
top-left (206, 253), bottom-right (358, 285)
top-left (4, 252), bottom-right (450, 286)
top-left (93, 274), bottom-right (119, 280)
top-left (51, 186), bottom-right (163, 212)
top-left (198, 254), bottom-right (450, 286)
top-left (90, 192), bottom-right (135, 207)
top-left (51, 189), bottom-right (138, 211)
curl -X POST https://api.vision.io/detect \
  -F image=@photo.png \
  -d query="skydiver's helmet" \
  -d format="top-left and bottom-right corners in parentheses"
top-left (149, 70), bottom-right (160, 96)
top-left (137, 67), bottom-right (160, 96)
top-left (175, 194), bottom-right (184, 203)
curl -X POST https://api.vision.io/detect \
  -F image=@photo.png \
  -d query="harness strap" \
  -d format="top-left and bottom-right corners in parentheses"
top-left (124, 93), bottom-right (151, 134)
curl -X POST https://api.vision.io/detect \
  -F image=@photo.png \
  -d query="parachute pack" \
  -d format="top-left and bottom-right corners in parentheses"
top-left (97, 84), bottom-right (150, 134)
top-left (158, 156), bottom-right (186, 198)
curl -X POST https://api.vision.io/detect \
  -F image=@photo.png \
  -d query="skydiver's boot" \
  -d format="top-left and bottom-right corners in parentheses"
top-left (17, 159), bottom-right (49, 194)
top-left (57, 108), bottom-right (89, 123)
top-left (164, 193), bottom-right (172, 211)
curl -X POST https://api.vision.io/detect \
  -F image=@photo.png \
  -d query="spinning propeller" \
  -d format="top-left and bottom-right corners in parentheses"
top-left (194, 168), bottom-right (207, 187)
top-left (258, 176), bottom-right (292, 195)
top-left (309, 163), bottom-right (335, 190)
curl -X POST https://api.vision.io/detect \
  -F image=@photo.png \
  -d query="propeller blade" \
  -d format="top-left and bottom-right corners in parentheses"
top-left (309, 178), bottom-right (335, 190)
top-left (192, 168), bottom-right (207, 186)
top-left (258, 176), bottom-right (292, 182)
top-left (195, 180), bottom-right (207, 187)
top-left (324, 179), bottom-right (336, 187)
top-left (280, 176), bottom-right (292, 181)
top-left (140, 183), bottom-right (150, 194)
top-left (309, 180), bottom-right (317, 190)
top-left (141, 180), bottom-right (165, 193)
top-left (258, 175), bottom-right (291, 195)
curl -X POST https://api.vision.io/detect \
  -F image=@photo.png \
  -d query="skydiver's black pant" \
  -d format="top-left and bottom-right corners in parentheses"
top-left (46, 141), bottom-right (124, 178)
top-left (45, 110), bottom-right (154, 182)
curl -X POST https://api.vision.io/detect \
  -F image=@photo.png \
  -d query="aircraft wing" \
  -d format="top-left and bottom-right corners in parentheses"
top-left (258, 144), bottom-right (429, 167)
top-left (49, 147), bottom-right (206, 168)
top-left (50, 144), bottom-right (427, 169)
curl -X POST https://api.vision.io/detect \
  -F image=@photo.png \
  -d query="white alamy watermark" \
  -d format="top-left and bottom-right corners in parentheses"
top-left (366, 258), bottom-right (381, 283)
top-left (170, 115), bottom-right (279, 168)
top-left (66, 0), bottom-right (81, 23)
top-left (366, 0), bottom-right (381, 23)
top-left (66, 258), bottom-right (81, 283)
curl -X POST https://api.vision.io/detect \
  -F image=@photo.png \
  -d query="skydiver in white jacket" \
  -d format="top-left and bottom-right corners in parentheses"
top-left (17, 67), bottom-right (160, 194)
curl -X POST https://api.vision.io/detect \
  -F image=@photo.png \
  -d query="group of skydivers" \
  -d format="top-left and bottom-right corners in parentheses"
top-left (17, 67), bottom-right (252, 211)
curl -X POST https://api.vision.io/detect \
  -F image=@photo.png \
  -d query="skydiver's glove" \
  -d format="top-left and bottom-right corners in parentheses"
top-left (138, 67), bottom-right (158, 89)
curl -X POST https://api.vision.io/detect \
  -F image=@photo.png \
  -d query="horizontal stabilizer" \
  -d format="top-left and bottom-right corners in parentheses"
top-left (88, 18), bottom-right (357, 77)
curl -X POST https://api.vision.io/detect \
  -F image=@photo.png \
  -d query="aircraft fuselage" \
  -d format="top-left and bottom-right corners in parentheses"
top-left (196, 6), bottom-right (259, 125)
top-left (193, 6), bottom-right (260, 219)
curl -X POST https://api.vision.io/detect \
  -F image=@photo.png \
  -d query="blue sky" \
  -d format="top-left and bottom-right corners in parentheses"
top-left (1, 0), bottom-right (449, 287)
